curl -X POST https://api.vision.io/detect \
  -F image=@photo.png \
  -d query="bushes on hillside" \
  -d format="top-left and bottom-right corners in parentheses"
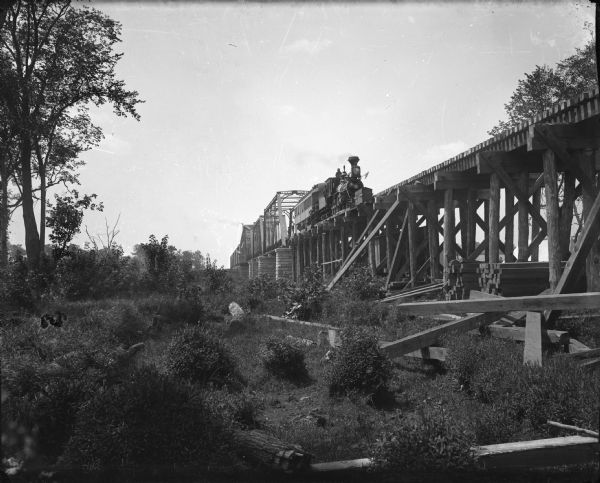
top-left (166, 326), bottom-right (240, 387)
top-left (328, 327), bottom-right (392, 401)
top-left (260, 337), bottom-right (308, 382)
top-left (61, 367), bottom-right (234, 470)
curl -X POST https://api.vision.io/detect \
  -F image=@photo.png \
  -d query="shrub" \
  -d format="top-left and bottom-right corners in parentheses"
top-left (203, 389), bottom-right (262, 430)
top-left (61, 367), bottom-right (233, 470)
top-left (371, 407), bottom-right (477, 474)
top-left (336, 265), bottom-right (385, 300)
top-left (520, 357), bottom-right (599, 432)
top-left (328, 327), bottom-right (392, 400)
top-left (285, 264), bottom-right (327, 320)
top-left (260, 337), bottom-right (308, 382)
top-left (166, 326), bottom-right (240, 387)
top-left (2, 361), bottom-right (100, 463)
top-left (323, 299), bottom-right (389, 328)
top-left (243, 274), bottom-right (291, 312)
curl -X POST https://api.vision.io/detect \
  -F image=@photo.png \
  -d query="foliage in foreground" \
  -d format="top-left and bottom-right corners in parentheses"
top-left (60, 367), bottom-right (234, 470)
top-left (328, 327), bottom-right (392, 400)
top-left (371, 407), bottom-right (477, 474)
top-left (166, 325), bottom-right (241, 388)
top-left (260, 337), bottom-right (308, 382)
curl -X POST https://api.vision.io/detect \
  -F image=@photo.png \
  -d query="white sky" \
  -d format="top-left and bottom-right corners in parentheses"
top-left (9, 0), bottom-right (595, 266)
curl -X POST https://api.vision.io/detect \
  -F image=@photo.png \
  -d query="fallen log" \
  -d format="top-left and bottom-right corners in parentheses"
top-left (307, 436), bottom-right (600, 474)
top-left (474, 436), bottom-right (599, 469)
top-left (233, 429), bottom-right (312, 473)
top-left (546, 420), bottom-right (599, 438)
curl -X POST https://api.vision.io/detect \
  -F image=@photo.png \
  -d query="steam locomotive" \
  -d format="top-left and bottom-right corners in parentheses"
top-left (292, 156), bottom-right (372, 231)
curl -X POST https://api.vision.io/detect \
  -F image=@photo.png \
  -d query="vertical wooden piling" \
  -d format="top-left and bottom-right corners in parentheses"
top-left (407, 202), bottom-right (417, 284)
top-left (518, 171), bottom-right (529, 261)
top-left (531, 188), bottom-right (541, 262)
top-left (489, 173), bottom-right (500, 263)
top-left (443, 189), bottom-right (455, 284)
top-left (466, 190), bottom-right (476, 256)
top-left (559, 171), bottom-right (575, 260)
top-left (427, 199), bottom-right (440, 280)
top-left (504, 187), bottom-right (515, 262)
top-left (543, 150), bottom-right (561, 290)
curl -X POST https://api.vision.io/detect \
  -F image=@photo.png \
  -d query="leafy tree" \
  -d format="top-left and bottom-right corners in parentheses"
top-left (0, 0), bottom-right (142, 268)
top-left (488, 38), bottom-right (597, 136)
top-left (46, 190), bottom-right (103, 259)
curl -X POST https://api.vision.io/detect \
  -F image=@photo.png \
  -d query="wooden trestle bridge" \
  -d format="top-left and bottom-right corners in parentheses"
top-left (230, 89), bottom-right (600, 297)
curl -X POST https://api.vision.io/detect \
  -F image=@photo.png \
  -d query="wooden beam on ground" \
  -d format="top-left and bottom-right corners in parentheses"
top-left (546, 189), bottom-right (600, 324)
top-left (380, 312), bottom-right (501, 358)
top-left (475, 436), bottom-right (599, 470)
top-left (474, 325), bottom-right (569, 347)
top-left (394, 292), bottom-right (600, 315)
top-left (403, 346), bottom-right (447, 362)
top-left (327, 200), bottom-right (400, 291)
top-left (524, 311), bottom-right (544, 366)
top-left (380, 282), bottom-right (444, 303)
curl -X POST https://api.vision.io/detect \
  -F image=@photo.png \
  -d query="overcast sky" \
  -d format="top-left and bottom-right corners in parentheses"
top-left (9, 0), bottom-right (594, 266)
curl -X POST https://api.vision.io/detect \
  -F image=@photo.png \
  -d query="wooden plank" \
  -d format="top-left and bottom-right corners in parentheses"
top-left (581, 150), bottom-right (600, 292)
top-left (567, 338), bottom-right (591, 354)
top-left (475, 436), bottom-right (599, 470)
top-left (265, 315), bottom-right (338, 331)
top-left (380, 283), bottom-right (444, 303)
top-left (327, 200), bottom-right (400, 291)
top-left (478, 325), bottom-right (569, 347)
top-left (524, 311), bottom-right (544, 366)
top-left (404, 346), bottom-right (447, 362)
top-left (394, 292), bottom-right (600, 315)
top-left (380, 312), bottom-right (500, 358)
top-left (310, 436), bottom-right (600, 473)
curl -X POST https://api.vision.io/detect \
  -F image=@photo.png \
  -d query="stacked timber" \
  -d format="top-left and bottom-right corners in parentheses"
top-left (478, 262), bottom-right (566, 297)
top-left (445, 261), bottom-right (480, 300)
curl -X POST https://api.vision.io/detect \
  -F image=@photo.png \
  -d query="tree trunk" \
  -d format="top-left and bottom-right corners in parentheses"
top-left (19, 135), bottom-right (40, 269)
top-left (39, 162), bottom-right (46, 259)
top-left (0, 153), bottom-right (9, 268)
